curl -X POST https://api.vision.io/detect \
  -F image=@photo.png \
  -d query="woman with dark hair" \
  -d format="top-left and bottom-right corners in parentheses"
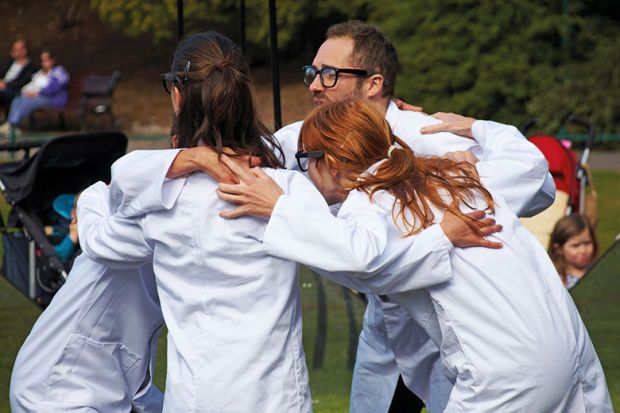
top-left (77, 32), bottom-right (314, 412)
top-left (549, 214), bottom-right (598, 289)
top-left (217, 98), bottom-right (612, 412)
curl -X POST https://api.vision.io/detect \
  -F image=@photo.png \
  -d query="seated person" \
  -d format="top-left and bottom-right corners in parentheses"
top-left (0, 37), bottom-right (37, 111)
top-left (549, 214), bottom-right (598, 289)
top-left (45, 194), bottom-right (79, 262)
top-left (0, 49), bottom-right (69, 137)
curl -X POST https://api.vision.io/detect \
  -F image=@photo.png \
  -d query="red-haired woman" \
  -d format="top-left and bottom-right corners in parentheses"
top-left (217, 99), bottom-right (612, 412)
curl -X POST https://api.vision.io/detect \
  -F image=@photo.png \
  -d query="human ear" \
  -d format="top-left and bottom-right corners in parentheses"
top-left (364, 74), bottom-right (385, 99)
top-left (172, 85), bottom-right (183, 113)
top-left (324, 154), bottom-right (340, 179)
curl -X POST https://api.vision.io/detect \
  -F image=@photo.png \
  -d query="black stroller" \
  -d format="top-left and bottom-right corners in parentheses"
top-left (0, 132), bottom-right (127, 306)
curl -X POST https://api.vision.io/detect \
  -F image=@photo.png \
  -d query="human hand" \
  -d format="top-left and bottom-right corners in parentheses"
top-left (420, 112), bottom-right (476, 139)
top-left (167, 146), bottom-right (261, 184)
top-left (443, 150), bottom-right (478, 165)
top-left (393, 98), bottom-right (424, 113)
top-left (0, 80), bottom-right (5, 89)
top-left (440, 210), bottom-right (502, 249)
top-left (216, 155), bottom-right (283, 219)
top-left (23, 91), bottom-right (38, 97)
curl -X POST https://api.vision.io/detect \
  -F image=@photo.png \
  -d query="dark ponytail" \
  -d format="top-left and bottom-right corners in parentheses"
top-left (172, 31), bottom-right (283, 168)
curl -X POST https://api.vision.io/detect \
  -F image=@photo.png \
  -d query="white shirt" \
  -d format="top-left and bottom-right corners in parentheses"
top-left (22, 69), bottom-right (49, 94)
top-left (3, 60), bottom-right (26, 83)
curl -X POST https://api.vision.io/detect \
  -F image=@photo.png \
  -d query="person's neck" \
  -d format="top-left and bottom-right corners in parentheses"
top-left (15, 57), bottom-right (28, 65)
top-left (366, 96), bottom-right (390, 116)
top-left (566, 264), bottom-right (587, 278)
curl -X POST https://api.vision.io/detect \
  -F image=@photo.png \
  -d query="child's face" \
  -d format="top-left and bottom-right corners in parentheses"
top-left (560, 228), bottom-right (594, 271)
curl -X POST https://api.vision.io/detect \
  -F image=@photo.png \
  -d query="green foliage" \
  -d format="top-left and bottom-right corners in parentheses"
top-left (528, 31), bottom-right (620, 133)
top-left (89, 0), bottom-right (370, 58)
top-left (91, 0), bottom-right (620, 132)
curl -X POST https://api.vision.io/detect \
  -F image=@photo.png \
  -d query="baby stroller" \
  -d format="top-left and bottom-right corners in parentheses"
top-left (520, 115), bottom-right (597, 247)
top-left (0, 132), bottom-right (127, 306)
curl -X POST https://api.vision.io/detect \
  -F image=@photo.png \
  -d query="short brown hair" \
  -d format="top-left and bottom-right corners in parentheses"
top-left (326, 20), bottom-right (399, 98)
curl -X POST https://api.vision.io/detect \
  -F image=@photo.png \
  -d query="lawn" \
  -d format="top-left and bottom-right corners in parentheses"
top-left (1, 169), bottom-right (619, 412)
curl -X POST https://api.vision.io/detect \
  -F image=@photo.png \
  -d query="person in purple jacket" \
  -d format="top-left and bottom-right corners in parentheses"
top-left (0, 49), bottom-right (69, 137)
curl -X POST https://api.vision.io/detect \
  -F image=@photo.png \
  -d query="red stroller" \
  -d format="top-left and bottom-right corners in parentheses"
top-left (520, 116), bottom-right (597, 247)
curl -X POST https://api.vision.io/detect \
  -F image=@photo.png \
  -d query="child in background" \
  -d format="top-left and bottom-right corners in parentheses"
top-left (549, 214), bottom-right (598, 289)
top-left (45, 194), bottom-right (79, 262)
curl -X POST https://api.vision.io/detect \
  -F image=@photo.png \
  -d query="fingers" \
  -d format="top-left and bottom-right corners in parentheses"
top-left (480, 224), bottom-right (503, 236)
top-left (249, 156), bottom-right (262, 167)
top-left (465, 210), bottom-right (486, 220)
top-left (475, 239), bottom-right (503, 249)
top-left (250, 166), bottom-right (270, 179)
top-left (420, 123), bottom-right (445, 135)
top-left (217, 183), bottom-right (247, 195)
top-left (474, 217), bottom-right (496, 228)
top-left (219, 206), bottom-right (251, 219)
top-left (216, 189), bottom-right (246, 205)
top-left (221, 155), bottom-right (253, 182)
top-left (213, 168), bottom-right (239, 185)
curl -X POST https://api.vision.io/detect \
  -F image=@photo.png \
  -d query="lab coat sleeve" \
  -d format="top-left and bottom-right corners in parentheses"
top-left (109, 149), bottom-right (187, 218)
top-left (263, 188), bottom-right (454, 294)
top-left (263, 176), bottom-right (389, 273)
top-left (472, 120), bottom-right (555, 217)
top-left (273, 121), bottom-right (303, 171)
top-left (78, 181), bottom-right (153, 269)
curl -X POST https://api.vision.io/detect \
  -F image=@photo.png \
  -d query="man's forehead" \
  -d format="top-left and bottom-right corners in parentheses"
top-left (312, 37), bottom-right (354, 68)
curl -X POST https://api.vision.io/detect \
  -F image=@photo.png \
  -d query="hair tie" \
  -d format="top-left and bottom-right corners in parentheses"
top-left (217, 60), bottom-right (230, 71)
top-left (387, 144), bottom-right (399, 159)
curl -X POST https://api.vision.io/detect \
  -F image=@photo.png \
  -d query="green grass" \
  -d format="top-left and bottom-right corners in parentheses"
top-left (1, 170), bottom-right (619, 412)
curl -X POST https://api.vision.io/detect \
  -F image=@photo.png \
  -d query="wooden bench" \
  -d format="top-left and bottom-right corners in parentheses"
top-left (27, 71), bottom-right (121, 131)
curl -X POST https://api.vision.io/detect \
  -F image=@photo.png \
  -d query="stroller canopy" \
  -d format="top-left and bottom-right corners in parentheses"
top-left (0, 132), bottom-right (127, 217)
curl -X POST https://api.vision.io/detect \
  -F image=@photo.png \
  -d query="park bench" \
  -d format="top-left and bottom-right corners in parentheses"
top-left (28, 71), bottom-right (121, 131)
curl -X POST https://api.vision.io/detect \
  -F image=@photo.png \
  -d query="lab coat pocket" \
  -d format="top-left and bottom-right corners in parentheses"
top-left (441, 351), bottom-right (476, 384)
top-left (45, 333), bottom-right (142, 405)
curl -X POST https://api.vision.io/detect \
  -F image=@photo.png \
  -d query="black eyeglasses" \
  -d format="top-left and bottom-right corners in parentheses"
top-left (295, 150), bottom-right (324, 172)
top-left (302, 65), bottom-right (370, 88)
top-left (160, 60), bottom-right (191, 94)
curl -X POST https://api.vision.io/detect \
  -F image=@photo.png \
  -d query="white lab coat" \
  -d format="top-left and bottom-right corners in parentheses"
top-left (274, 102), bottom-right (557, 412)
top-left (9, 155), bottom-right (184, 413)
top-left (77, 169), bottom-right (323, 413)
top-left (10, 241), bottom-right (164, 411)
top-left (259, 120), bottom-right (613, 411)
top-left (106, 104), bottom-right (556, 412)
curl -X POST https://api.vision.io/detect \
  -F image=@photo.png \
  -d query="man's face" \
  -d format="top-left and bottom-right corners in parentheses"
top-left (308, 37), bottom-right (365, 106)
top-left (11, 41), bottom-right (27, 61)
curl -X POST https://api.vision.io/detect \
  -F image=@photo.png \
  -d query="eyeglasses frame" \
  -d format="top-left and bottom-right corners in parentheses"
top-left (160, 60), bottom-right (191, 94)
top-left (295, 150), bottom-right (325, 172)
top-left (302, 65), bottom-right (371, 88)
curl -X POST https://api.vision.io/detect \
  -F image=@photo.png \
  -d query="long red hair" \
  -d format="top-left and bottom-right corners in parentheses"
top-left (299, 99), bottom-right (495, 236)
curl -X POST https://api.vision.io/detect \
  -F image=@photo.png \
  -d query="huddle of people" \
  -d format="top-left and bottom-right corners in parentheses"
top-left (0, 37), bottom-right (69, 138)
top-left (10, 21), bottom-right (613, 413)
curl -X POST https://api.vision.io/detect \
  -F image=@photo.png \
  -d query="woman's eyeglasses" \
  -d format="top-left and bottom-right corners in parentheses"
top-left (160, 60), bottom-right (191, 94)
top-left (302, 65), bottom-right (370, 88)
top-left (294, 150), bottom-right (324, 172)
